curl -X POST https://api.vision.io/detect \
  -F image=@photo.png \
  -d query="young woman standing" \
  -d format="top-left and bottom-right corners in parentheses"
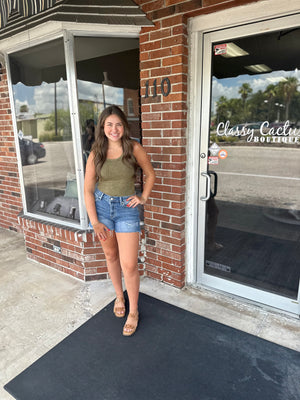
top-left (84, 105), bottom-right (155, 336)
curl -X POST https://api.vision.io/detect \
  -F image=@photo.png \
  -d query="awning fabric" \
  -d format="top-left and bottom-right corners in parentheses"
top-left (0, 0), bottom-right (152, 39)
top-left (0, 0), bottom-right (59, 29)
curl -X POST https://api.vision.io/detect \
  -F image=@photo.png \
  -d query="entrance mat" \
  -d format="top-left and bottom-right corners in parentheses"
top-left (4, 293), bottom-right (300, 400)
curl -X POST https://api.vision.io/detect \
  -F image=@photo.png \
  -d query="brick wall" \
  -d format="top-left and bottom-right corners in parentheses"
top-left (136, 0), bottom-right (189, 288)
top-left (0, 62), bottom-right (23, 232)
top-left (135, 0), bottom-right (261, 288)
top-left (19, 216), bottom-right (145, 281)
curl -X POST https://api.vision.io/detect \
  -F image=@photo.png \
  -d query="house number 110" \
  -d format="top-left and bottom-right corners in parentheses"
top-left (144, 77), bottom-right (171, 98)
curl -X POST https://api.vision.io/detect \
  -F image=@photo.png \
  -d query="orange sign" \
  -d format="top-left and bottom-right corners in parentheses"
top-left (218, 149), bottom-right (228, 159)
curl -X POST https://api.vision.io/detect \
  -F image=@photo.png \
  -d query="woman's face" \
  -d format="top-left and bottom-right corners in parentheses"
top-left (103, 114), bottom-right (124, 143)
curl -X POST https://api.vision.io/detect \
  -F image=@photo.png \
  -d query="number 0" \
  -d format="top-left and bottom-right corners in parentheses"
top-left (161, 77), bottom-right (171, 97)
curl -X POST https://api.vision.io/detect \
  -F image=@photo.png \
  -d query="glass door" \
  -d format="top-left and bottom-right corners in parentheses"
top-left (197, 16), bottom-right (300, 315)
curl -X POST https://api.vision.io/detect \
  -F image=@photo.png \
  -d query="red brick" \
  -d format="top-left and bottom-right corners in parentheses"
top-left (172, 24), bottom-right (188, 35)
top-left (162, 178), bottom-right (183, 187)
top-left (172, 154), bottom-right (186, 163)
top-left (171, 185), bottom-right (186, 194)
top-left (161, 15), bottom-right (183, 28)
top-left (162, 55), bottom-right (187, 66)
top-left (147, 255), bottom-right (163, 268)
top-left (142, 129), bottom-right (162, 138)
top-left (141, 121), bottom-right (151, 129)
top-left (164, 92), bottom-right (186, 102)
top-left (151, 103), bottom-right (171, 112)
top-left (162, 35), bottom-right (186, 48)
top-left (140, 52), bottom-right (150, 61)
top-left (140, 40), bottom-right (161, 52)
top-left (149, 28), bottom-right (172, 41)
top-left (172, 83), bottom-right (188, 93)
top-left (149, 48), bottom-right (171, 60)
top-left (177, 0), bottom-right (202, 13)
top-left (151, 120), bottom-right (172, 129)
top-left (141, 104), bottom-right (151, 113)
top-left (162, 275), bottom-right (185, 288)
top-left (172, 64), bottom-right (188, 74)
top-left (166, 0), bottom-right (184, 5)
top-left (140, 59), bottom-right (161, 70)
top-left (140, 0), bottom-right (165, 13)
top-left (143, 112), bottom-right (161, 121)
top-left (140, 70), bottom-right (150, 79)
top-left (172, 119), bottom-right (187, 128)
top-left (150, 66), bottom-right (172, 77)
top-left (171, 44), bottom-right (188, 56)
top-left (152, 154), bottom-right (171, 162)
top-left (146, 271), bottom-right (163, 281)
top-left (139, 31), bottom-right (150, 43)
top-left (172, 102), bottom-right (187, 111)
top-left (162, 111), bottom-right (186, 120)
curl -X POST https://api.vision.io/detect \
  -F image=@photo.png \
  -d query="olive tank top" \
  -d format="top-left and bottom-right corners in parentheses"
top-left (97, 155), bottom-right (135, 196)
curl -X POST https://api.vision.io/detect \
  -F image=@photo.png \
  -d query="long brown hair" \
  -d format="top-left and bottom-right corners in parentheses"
top-left (92, 105), bottom-right (138, 179)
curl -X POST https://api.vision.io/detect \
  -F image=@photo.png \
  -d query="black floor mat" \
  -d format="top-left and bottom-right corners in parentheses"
top-left (207, 226), bottom-right (300, 297)
top-left (4, 293), bottom-right (300, 400)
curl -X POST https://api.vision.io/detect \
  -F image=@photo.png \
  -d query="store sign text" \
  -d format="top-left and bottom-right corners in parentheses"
top-left (216, 120), bottom-right (300, 144)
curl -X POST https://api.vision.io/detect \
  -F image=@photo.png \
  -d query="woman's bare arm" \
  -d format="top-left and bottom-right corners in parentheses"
top-left (84, 151), bottom-right (99, 226)
top-left (133, 141), bottom-right (156, 204)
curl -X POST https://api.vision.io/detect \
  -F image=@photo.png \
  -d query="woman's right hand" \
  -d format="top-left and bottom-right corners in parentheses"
top-left (92, 222), bottom-right (110, 241)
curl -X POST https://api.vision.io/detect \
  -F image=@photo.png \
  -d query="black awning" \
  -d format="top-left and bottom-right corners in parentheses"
top-left (0, 0), bottom-right (152, 39)
top-left (0, 0), bottom-right (59, 29)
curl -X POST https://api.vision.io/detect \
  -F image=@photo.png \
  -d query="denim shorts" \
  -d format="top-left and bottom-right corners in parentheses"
top-left (91, 189), bottom-right (141, 233)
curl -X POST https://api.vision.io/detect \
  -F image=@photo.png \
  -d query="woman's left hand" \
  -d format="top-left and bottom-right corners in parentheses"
top-left (126, 195), bottom-right (146, 208)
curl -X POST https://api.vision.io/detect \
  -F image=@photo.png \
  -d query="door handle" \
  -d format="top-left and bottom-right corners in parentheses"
top-left (200, 172), bottom-right (211, 201)
top-left (208, 170), bottom-right (218, 198)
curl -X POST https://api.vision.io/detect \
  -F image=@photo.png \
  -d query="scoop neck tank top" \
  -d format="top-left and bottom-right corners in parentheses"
top-left (97, 155), bottom-right (135, 196)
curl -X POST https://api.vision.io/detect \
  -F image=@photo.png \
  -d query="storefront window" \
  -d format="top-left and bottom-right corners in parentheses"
top-left (9, 38), bottom-right (79, 224)
top-left (9, 35), bottom-right (142, 226)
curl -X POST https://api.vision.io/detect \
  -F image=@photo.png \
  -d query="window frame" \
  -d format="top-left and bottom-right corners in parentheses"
top-left (4, 24), bottom-right (140, 229)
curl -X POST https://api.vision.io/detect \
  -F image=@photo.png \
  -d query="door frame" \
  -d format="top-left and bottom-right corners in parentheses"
top-left (186, 0), bottom-right (300, 315)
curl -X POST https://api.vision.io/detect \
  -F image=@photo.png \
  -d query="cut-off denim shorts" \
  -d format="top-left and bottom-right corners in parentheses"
top-left (91, 189), bottom-right (141, 233)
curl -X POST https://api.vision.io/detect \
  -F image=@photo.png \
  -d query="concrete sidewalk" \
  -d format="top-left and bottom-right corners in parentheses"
top-left (1, 228), bottom-right (299, 400)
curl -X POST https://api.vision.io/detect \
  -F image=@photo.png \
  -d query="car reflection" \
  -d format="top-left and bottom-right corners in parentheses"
top-left (19, 137), bottom-right (46, 165)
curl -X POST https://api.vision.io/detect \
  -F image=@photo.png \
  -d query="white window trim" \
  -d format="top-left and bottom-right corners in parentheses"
top-left (0, 21), bottom-right (141, 53)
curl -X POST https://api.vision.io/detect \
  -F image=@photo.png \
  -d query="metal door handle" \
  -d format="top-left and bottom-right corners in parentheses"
top-left (208, 170), bottom-right (218, 198)
top-left (200, 172), bottom-right (211, 201)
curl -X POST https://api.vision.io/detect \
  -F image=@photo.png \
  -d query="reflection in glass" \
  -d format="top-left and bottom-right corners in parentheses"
top-left (10, 38), bottom-right (79, 223)
top-left (205, 28), bottom-right (300, 299)
top-left (74, 36), bottom-right (143, 197)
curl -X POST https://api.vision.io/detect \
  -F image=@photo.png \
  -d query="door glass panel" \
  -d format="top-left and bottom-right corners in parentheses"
top-left (10, 38), bottom-right (79, 224)
top-left (205, 28), bottom-right (300, 299)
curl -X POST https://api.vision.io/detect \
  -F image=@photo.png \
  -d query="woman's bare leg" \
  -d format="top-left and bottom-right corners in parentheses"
top-left (116, 232), bottom-right (140, 313)
top-left (100, 232), bottom-right (124, 298)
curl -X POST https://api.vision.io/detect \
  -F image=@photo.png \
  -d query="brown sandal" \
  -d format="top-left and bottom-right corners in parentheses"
top-left (113, 297), bottom-right (125, 318)
top-left (123, 311), bottom-right (139, 336)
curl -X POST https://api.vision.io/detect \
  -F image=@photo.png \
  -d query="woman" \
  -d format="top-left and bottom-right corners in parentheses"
top-left (84, 105), bottom-right (155, 336)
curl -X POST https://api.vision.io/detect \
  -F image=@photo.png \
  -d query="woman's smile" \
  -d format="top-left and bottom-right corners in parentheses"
top-left (104, 115), bottom-right (124, 142)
